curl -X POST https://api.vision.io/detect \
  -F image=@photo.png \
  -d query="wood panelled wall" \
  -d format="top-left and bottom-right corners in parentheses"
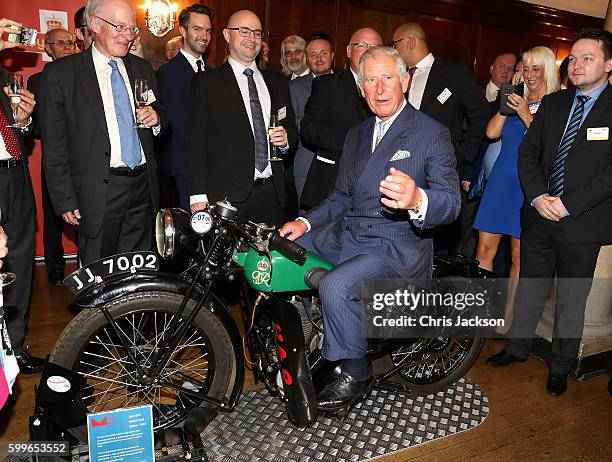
top-left (139, 0), bottom-right (602, 82)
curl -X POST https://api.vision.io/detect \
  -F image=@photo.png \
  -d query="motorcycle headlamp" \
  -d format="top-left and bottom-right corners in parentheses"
top-left (155, 208), bottom-right (191, 259)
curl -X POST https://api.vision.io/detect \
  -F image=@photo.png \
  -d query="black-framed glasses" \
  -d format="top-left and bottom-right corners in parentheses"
top-left (227, 27), bottom-right (264, 39)
top-left (46, 40), bottom-right (76, 47)
top-left (94, 15), bottom-right (139, 36)
top-left (389, 36), bottom-right (412, 48)
top-left (351, 42), bottom-right (378, 50)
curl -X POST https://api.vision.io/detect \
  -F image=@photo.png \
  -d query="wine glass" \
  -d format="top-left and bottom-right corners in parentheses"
top-left (134, 79), bottom-right (149, 128)
top-left (5, 73), bottom-right (23, 129)
top-left (269, 114), bottom-right (282, 161)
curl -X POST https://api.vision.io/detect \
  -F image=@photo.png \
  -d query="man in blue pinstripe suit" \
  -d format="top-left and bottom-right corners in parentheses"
top-left (280, 46), bottom-right (461, 410)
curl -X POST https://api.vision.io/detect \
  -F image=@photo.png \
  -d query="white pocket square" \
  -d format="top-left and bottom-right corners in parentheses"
top-left (390, 150), bottom-right (411, 161)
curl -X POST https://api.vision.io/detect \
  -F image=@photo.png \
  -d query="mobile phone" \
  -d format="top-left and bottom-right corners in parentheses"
top-left (499, 84), bottom-right (522, 116)
top-left (7, 27), bottom-right (38, 46)
top-left (515, 82), bottom-right (524, 97)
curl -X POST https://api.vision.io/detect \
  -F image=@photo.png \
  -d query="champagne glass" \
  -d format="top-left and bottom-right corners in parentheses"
top-left (134, 79), bottom-right (149, 128)
top-left (5, 73), bottom-right (23, 129)
top-left (268, 114), bottom-right (282, 161)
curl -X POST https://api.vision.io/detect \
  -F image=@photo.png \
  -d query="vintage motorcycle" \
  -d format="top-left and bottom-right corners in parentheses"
top-left (45, 201), bottom-right (494, 440)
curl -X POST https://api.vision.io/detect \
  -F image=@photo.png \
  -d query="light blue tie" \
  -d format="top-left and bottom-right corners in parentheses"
top-left (108, 60), bottom-right (141, 169)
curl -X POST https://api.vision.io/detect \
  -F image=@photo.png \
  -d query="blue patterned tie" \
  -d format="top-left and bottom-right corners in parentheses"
top-left (108, 60), bottom-right (141, 169)
top-left (548, 95), bottom-right (590, 196)
top-left (243, 68), bottom-right (268, 172)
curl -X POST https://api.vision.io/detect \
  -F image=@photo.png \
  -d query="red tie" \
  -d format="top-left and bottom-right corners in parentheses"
top-left (0, 104), bottom-right (21, 160)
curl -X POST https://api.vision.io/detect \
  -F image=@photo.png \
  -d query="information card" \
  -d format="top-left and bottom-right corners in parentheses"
top-left (87, 405), bottom-right (154, 462)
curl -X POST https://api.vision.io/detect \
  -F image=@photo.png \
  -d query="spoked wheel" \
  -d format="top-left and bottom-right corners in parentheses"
top-left (389, 334), bottom-right (484, 394)
top-left (49, 291), bottom-right (235, 430)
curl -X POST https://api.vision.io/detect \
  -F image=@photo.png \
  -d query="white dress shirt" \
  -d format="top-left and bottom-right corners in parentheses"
top-left (485, 80), bottom-right (499, 103)
top-left (291, 68), bottom-right (310, 80)
top-left (180, 48), bottom-right (205, 73)
top-left (92, 43), bottom-right (145, 168)
top-left (298, 100), bottom-right (428, 231)
top-left (407, 52), bottom-right (435, 110)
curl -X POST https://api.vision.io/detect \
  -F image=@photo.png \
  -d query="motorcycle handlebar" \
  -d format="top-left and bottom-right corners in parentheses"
top-left (269, 233), bottom-right (307, 261)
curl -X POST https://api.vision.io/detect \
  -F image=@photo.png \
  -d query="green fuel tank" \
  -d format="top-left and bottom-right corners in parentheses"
top-left (232, 248), bottom-right (333, 293)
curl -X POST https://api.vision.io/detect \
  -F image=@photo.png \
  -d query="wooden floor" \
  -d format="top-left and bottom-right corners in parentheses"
top-left (0, 261), bottom-right (611, 461)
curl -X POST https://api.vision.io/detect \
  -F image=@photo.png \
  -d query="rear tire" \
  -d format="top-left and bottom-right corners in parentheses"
top-left (386, 334), bottom-right (484, 394)
top-left (49, 291), bottom-right (235, 430)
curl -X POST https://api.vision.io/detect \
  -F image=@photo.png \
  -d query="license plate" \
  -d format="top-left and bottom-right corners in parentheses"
top-left (64, 252), bottom-right (159, 294)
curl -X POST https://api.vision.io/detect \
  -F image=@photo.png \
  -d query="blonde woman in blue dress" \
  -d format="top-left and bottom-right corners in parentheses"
top-left (474, 46), bottom-right (560, 333)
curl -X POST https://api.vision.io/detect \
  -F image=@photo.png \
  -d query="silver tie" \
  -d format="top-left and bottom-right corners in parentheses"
top-left (374, 121), bottom-right (387, 151)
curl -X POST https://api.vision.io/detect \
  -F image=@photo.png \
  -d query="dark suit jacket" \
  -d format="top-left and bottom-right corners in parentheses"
top-left (305, 103), bottom-right (461, 279)
top-left (289, 72), bottom-right (315, 191)
top-left (157, 52), bottom-right (202, 178)
top-left (300, 69), bottom-right (370, 208)
top-left (40, 47), bottom-right (166, 238)
top-left (187, 61), bottom-right (298, 207)
top-left (419, 58), bottom-right (489, 168)
top-left (26, 71), bottom-right (42, 140)
top-left (518, 85), bottom-right (612, 244)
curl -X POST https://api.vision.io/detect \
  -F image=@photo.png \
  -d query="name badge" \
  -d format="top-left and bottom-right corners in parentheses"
top-left (145, 89), bottom-right (156, 104)
top-left (586, 127), bottom-right (609, 141)
top-left (278, 106), bottom-right (287, 121)
top-left (437, 88), bottom-right (452, 104)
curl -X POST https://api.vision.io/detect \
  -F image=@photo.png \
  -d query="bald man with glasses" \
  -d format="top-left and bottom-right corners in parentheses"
top-left (188, 10), bottom-right (298, 226)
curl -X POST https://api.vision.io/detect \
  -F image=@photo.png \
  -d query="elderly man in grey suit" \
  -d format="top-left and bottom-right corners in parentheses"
top-left (290, 35), bottom-right (334, 202)
top-left (281, 46), bottom-right (460, 410)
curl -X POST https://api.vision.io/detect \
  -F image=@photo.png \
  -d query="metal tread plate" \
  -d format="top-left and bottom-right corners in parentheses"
top-left (200, 377), bottom-right (488, 461)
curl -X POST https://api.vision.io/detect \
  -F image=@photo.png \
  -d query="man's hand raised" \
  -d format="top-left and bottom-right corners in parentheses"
top-left (379, 167), bottom-right (422, 211)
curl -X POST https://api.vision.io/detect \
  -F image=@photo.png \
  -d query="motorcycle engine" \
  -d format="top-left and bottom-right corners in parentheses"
top-left (288, 296), bottom-right (324, 352)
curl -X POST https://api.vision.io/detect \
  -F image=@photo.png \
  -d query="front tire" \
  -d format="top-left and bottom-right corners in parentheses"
top-left (49, 291), bottom-right (235, 430)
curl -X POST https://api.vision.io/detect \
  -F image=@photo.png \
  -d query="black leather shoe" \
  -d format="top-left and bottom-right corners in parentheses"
top-left (546, 372), bottom-right (567, 396)
top-left (16, 349), bottom-right (46, 374)
top-left (486, 350), bottom-right (527, 367)
top-left (48, 269), bottom-right (65, 285)
top-left (316, 371), bottom-right (372, 411)
top-left (311, 356), bottom-right (342, 393)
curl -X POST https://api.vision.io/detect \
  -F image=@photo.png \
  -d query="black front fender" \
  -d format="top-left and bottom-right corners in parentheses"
top-left (74, 271), bottom-right (245, 411)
